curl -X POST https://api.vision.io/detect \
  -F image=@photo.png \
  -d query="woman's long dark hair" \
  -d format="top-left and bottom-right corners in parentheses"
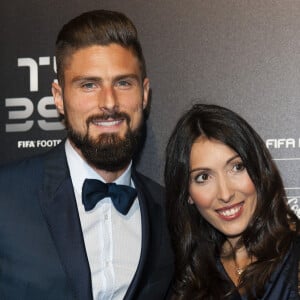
top-left (165, 104), bottom-right (299, 299)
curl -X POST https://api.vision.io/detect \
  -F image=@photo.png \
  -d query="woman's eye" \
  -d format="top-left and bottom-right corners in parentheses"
top-left (232, 162), bottom-right (245, 172)
top-left (194, 173), bottom-right (210, 183)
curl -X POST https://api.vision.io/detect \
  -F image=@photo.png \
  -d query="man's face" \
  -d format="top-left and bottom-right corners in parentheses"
top-left (52, 44), bottom-right (149, 172)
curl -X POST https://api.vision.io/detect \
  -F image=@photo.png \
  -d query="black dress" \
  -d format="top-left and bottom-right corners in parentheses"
top-left (217, 236), bottom-right (300, 300)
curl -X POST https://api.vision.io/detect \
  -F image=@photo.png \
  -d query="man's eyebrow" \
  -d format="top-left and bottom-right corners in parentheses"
top-left (71, 76), bottom-right (102, 84)
top-left (71, 74), bottom-right (141, 84)
top-left (113, 74), bottom-right (141, 82)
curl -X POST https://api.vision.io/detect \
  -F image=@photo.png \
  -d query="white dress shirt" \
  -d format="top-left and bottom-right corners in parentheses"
top-left (65, 140), bottom-right (141, 300)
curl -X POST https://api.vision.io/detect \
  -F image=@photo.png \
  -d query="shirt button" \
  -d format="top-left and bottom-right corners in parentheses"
top-left (104, 214), bottom-right (108, 220)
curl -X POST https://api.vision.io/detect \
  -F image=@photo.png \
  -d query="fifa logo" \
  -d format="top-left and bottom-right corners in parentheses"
top-left (4, 56), bottom-right (64, 132)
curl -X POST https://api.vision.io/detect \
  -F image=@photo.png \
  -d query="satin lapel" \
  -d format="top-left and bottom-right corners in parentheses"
top-left (124, 171), bottom-right (162, 299)
top-left (39, 143), bottom-right (93, 300)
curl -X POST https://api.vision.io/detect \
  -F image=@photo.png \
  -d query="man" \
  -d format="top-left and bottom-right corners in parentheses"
top-left (0, 10), bottom-right (173, 300)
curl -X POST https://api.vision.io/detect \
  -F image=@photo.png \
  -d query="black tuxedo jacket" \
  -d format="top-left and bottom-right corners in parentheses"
top-left (0, 142), bottom-right (174, 300)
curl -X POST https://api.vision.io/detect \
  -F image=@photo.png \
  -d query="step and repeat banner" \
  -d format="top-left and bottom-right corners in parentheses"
top-left (1, 1), bottom-right (299, 217)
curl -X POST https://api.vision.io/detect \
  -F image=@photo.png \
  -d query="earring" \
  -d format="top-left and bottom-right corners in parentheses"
top-left (188, 197), bottom-right (194, 205)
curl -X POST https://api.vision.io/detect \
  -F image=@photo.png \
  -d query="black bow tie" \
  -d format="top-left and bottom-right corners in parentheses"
top-left (82, 178), bottom-right (137, 215)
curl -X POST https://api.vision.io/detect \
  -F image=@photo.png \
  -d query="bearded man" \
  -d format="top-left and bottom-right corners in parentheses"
top-left (0, 10), bottom-right (173, 300)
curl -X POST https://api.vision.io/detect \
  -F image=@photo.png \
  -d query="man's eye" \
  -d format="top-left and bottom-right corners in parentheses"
top-left (82, 82), bottom-right (96, 89)
top-left (116, 80), bottom-right (132, 88)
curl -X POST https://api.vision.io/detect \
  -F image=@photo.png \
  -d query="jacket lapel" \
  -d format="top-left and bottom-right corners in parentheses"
top-left (39, 143), bottom-right (93, 300)
top-left (124, 171), bottom-right (162, 299)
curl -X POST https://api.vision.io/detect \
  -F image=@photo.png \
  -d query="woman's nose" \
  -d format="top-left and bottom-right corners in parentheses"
top-left (217, 176), bottom-right (235, 203)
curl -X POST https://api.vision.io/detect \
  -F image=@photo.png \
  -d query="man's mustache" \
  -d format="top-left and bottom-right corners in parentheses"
top-left (86, 112), bottom-right (131, 126)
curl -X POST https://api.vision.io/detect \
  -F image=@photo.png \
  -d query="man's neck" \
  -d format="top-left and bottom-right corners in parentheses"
top-left (90, 165), bottom-right (128, 183)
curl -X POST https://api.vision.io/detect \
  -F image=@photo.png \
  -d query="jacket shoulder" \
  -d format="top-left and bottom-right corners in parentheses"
top-left (134, 171), bottom-right (164, 191)
top-left (0, 142), bottom-right (66, 182)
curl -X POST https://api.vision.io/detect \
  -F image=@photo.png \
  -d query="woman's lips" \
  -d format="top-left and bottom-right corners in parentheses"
top-left (215, 202), bottom-right (244, 221)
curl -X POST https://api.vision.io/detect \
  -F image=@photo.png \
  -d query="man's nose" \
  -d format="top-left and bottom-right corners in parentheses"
top-left (98, 86), bottom-right (118, 112)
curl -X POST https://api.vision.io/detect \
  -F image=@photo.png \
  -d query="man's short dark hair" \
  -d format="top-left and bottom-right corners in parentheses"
top-left (55, 10), bottom-right (147, 85)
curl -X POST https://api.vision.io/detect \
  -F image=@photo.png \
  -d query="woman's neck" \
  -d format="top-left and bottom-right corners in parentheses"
top-left (220, 240), bottom-right (253, 287)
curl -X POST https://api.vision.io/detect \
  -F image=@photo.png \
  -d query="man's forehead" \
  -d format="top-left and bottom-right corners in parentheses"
top-left (63, 44), bottom-right (139, 70)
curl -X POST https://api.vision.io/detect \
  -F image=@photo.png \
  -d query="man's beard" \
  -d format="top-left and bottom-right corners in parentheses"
top-left (65, 112), bottom-right (143, 172)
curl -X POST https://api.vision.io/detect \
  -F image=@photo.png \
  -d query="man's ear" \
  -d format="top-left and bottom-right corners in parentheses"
top-left (52, 81), bottom-right (64, 115)
top-left (142, 77), bottom-right (150, 110)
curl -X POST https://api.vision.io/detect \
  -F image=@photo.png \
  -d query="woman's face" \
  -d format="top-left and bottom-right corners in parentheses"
top-left (189, 137), bottom-right (257, 245)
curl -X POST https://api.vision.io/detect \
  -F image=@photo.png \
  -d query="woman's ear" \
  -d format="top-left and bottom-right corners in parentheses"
top-left (188, 196), bottom-right (194, 205)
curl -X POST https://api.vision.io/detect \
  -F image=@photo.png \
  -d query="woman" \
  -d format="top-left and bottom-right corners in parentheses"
top-left (165, 104), bottom-right (299, 299)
